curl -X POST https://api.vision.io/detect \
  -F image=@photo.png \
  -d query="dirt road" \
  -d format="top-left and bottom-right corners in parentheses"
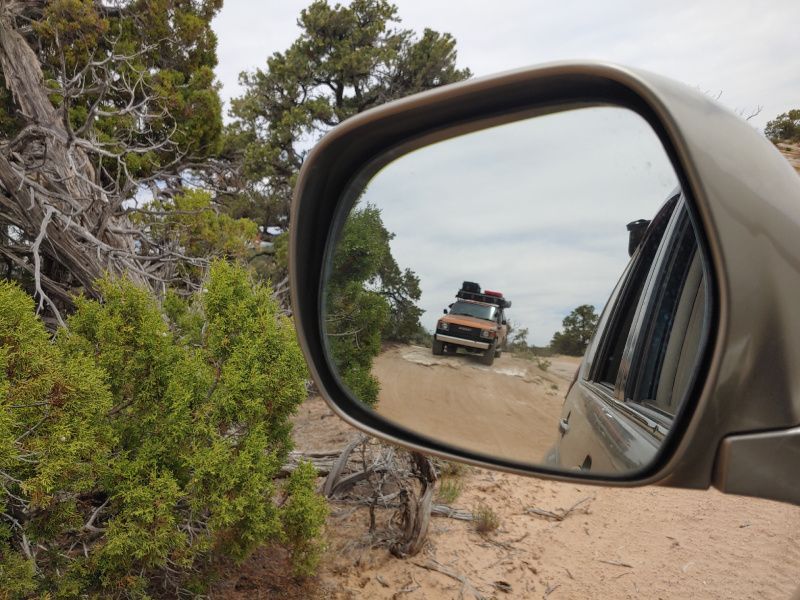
top-left (372, 345), bottom-right (579, 464)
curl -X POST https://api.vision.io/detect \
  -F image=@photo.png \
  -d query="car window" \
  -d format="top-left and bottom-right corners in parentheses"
top-left (591, 194), bottom-right (679, 389)
top-left (586, 193), bottom-right (707, 428)
top-left (628, 211), bottom-right (703, 417)
top-left (449, 301), bottom-right (496, 320)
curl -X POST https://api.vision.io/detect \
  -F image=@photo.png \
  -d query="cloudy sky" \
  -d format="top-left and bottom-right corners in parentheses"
top-left (355, 107), bottom-right (677, 344)
top-left (211, 1), bottom-right (797, 343)
top-left (213, 1), bottom-right (799, 131)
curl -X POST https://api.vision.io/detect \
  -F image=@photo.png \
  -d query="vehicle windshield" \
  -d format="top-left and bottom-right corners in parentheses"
top-left (449, 301), bottom-right (496, 321)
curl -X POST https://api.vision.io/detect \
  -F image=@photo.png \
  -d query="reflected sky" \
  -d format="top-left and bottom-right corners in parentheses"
top-left (355, 106), bottom-right (678, 345)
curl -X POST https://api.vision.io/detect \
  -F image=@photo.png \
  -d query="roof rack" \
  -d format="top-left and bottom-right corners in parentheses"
top-left (455, 282), bottom-right (512, 309)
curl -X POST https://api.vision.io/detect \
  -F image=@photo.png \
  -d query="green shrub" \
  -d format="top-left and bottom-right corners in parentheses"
top-left (280, 461), bottom-right (328, 577)
top-left (437, 478), bottom-right (464, 504)
top-left (436, 459), bottom-right (469, 478)
top-left (473, 503), bottom-right (500, 534)
top-left (0, 262), bottom-right (327, 597)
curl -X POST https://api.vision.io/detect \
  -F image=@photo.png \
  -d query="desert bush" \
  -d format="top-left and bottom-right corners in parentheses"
top-left (473, 503), bottom-right (501, 534)
top-left (280, 461), bottom-right (329, 577)
top-left (436, 460), bottom-right (469, 478)
top-left (536, 358), bottom-right (552, 372)
top-left (437, 478), bottom-right (464, 504)
top-left (0, 262), bottom-right (327, 597)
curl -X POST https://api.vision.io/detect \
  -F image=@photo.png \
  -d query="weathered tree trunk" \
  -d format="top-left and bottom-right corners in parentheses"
top-left (0, 4), bottom-right (153, 320)
top-left (315, 438), bottom-right (439, 557)
top-left (390, 451), bottom-right (437, 558)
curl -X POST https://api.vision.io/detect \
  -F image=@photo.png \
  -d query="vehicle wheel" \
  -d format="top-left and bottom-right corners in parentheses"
top-left (495, 347), bottom-right (502, 358)
top-left (481, 344), bottom-right (495, 365)
top-left (432, 339), bottom-right (444, 355)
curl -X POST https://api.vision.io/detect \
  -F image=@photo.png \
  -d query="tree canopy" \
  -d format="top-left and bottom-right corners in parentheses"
top-left (0, 0), bottom-right (228, 321)
top-left (550, 304), bottom-right (599, 356)
top-left (326, 203), bottom-right (424, 406)
top-left (225, 0), bottom-right (471, 230)
top-left (765, 109), bottom-right (800, 143)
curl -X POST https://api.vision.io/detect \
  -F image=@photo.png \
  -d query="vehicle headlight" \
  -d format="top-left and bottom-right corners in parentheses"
top-left (438, 321), bottom-right (449, 331)
top-left (480, 329), bottom-right (496, 339)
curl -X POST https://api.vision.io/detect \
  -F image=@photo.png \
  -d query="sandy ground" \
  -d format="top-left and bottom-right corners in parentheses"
top-left (779, 142), bottom-right (800, 173)
top-left (372, 345), bottom-right (578, 464)
top-left (215, 344), bottom-right (800, 599)
top-left (318, 469), bottom-right (800, 600)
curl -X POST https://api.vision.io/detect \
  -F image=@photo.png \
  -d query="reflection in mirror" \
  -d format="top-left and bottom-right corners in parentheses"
top-left (324, 106), bottom-right (708, 476)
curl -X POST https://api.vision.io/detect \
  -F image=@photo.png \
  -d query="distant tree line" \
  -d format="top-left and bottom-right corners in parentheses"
top-left (765, 109), bottom-right (800, 144)
top-left (507, 304), bottom-right (599, 358)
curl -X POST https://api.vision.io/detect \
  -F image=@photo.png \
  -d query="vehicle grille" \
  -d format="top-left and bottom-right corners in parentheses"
top-left (438, 324), bottom-right (485, 342)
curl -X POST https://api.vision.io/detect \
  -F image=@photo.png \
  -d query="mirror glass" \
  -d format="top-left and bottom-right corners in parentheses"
top-left (323, 105), bottom-right (708, 476)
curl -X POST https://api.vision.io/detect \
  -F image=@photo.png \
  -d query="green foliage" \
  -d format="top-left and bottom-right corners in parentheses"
top-left (280, 461), bottom-right (329, 577)
top-left (225, 0), bottom-right (471, 231)
top-left (0, 263), bottom-right (326, 596)
top-left (436, 477), bottom-right (463, 504)
top-left (15, 0), bottom-right (224, 190)
top-left (473, 503), bottom-right (500, 534)
top-left (765, 109), bottom-right (800, 143)
top-left (0, 551), bottom-right (37, 600)
top-left (435, 459), bottom-right (470, 479)
top-left (407, 324), bottom-right (433, 347)
top-left (0, 280), bottom-right (114, 597)
top-left (0, 72), bottom-right (23, 139)
top-left (136, 189), bottom-right (259, 286)
top-left (550, 304), bottom-right (599, 356)
top-left (326, 204), bottom-right (426, 406)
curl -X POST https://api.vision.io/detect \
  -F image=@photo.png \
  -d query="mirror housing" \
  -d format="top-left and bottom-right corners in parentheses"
top-left (290, 61), bottom-right (800, 504)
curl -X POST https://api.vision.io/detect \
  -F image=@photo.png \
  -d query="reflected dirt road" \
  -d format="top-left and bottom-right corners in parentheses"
top-left (372, 344), bottom-right (581, 464)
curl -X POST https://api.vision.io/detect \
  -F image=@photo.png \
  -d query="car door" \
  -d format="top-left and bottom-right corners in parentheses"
top-left (553, 192), bottom-right (707, 474)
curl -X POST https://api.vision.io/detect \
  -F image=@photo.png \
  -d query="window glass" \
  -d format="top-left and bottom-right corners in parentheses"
top-left (629, 213), bottom-right (703, 416)
top-left (594, 195), bottom-right (678, 388)
top-left (449, 301), bottom-right (497, 321)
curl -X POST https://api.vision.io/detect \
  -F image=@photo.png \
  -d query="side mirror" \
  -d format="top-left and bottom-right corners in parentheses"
top-left (291, 62), bottom-right (800, 506)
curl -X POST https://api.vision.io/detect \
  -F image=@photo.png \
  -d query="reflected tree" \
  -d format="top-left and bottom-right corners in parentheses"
top-left (326, 204), bottom-right (423, 406)
top-left (550, 304), bottom-right (599, 356)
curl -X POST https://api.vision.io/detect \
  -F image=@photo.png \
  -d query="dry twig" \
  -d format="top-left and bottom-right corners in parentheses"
top-left (412, 559), bottom-right (486, 600)
top-left (525, 496), bottom-right (594, 521)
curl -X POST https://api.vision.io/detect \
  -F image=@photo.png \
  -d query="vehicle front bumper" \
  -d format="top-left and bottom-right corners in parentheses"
top-left (435, 333), bottom-right (490, 350)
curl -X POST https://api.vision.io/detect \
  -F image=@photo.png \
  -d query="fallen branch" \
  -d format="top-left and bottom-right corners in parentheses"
top-left (412, 559), bottom-right (486, 600)
top-left (391, 452), bottom-right (437, 558)
top-left (323, 435), bottom-right (366, 497)
top-left (431, 503), bottom-right (474, 521)
top-left (525, 496), bottom-right (593, 521)
top-left (278, 450), bottom-right (340, 478)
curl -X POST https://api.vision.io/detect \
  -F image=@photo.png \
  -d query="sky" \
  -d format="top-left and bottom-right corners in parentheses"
top-left (210, 0), bottom-right (799, 343)
top-left (354, 107), bottom-right (677, 344)
top-left (212, 1), bottom-right (799, 131)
